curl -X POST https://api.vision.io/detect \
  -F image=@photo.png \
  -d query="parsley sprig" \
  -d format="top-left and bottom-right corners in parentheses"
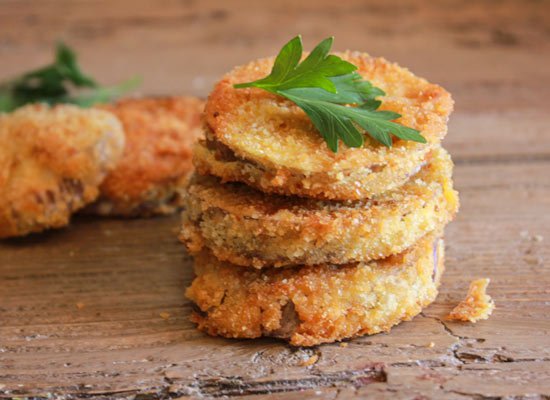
top-left (0, 42), bottom-right (140, 112)
top-left (234, 36), bottom-right (426, 152)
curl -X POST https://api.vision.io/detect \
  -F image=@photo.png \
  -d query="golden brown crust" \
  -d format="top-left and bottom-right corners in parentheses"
top-left (201, 52), bottom-right (454, 200)
top-left (89, 96), bottom-right (204, 217)
top-left (447, 278), bottom-right (495, 322)
top-left (186, 234), bottom-right (445, 346)
top-left (181, 147), bottom-right (458, 268)
top-left (0, 104), bottom-right (125, 238)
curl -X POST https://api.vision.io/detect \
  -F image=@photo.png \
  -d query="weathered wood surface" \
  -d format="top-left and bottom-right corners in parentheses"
top-left (1, 0), bottom-right (549, 398)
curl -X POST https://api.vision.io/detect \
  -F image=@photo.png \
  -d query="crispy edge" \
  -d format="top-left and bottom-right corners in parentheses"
top-left (193, 137), bottom-right (429, 200)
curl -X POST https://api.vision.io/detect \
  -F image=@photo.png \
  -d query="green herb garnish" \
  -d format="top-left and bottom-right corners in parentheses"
top-left (0, 42), bottom-right (140, 112)
top-left (234, 36), bottom-right (426, 152)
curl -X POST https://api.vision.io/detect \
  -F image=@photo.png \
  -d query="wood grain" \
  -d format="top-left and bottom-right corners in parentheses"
top-left (1, 0), bottom-right (549, 398)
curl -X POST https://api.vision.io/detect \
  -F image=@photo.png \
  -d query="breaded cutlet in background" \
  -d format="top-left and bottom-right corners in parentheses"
top-left (87, 96), bottom-right (204, 217)
top-left (0, 104), bottom-right (125, 238)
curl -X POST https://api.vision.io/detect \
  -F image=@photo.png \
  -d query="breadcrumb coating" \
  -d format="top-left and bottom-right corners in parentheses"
top-left (181, 147), bottom-right (458, 268)
top-left (186, 234), bottom-right (444, 346)
top-left (447, 278), bottom-right (495, 322)
top-left (86, 97), bottom-right (204, 217)
top-left (0, 104), bottom-right (125, 238)
top-left (200, 52), bottom-right (453, 200)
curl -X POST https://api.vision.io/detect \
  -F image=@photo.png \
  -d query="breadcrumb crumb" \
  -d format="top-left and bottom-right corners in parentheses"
top-left (299, 354), bottom-right (319, 367)
top-left (447, 278), bottom-right (495, 322)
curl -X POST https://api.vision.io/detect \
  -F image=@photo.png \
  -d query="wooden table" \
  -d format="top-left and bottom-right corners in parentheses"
top-left (1, 1), bottom-right (549, 398)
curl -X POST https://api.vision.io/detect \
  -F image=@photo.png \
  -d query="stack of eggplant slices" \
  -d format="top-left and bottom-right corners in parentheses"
top-left (180, 37), bottom-right (459, 346)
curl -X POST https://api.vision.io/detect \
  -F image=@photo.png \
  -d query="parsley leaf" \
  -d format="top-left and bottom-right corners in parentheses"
top-left (233, 35), bottom-right (426, 152)
top-left (235, 36), bottom-right (356, 94)
top-left (0, 42), bottom-right (140, 112)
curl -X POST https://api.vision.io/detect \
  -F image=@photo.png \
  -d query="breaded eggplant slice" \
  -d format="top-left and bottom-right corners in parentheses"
top-left (0, 104), bottom-right (125, 238)
top-left (181, 147), bottom-right (458, 268)
top-left (186, 234), bottom-right (444, 347)
top-left (88, 97), bottom-right (204, 217)
top-left (198, 52), bottom-right (453, 200)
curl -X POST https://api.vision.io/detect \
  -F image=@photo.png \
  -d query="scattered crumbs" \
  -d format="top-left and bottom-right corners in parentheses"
top-left (299, 354), bottom-right (319, 367)
top-left (447, 278), bottom-right (495, 323)
top-left (160, 312), bottom-right (171, 320)
top-left (76, 302), bottom-right (85, 310)
top-left (524, 255), bottom-right (542, 266)
top-left (24, 334), bottom-right (49, 341)
top-left (339, 342), bottom-right (348, 348)
top-left (428, 342), bottom-right (435, 348)
top-left (520, 230), bottom-right (544, 242)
